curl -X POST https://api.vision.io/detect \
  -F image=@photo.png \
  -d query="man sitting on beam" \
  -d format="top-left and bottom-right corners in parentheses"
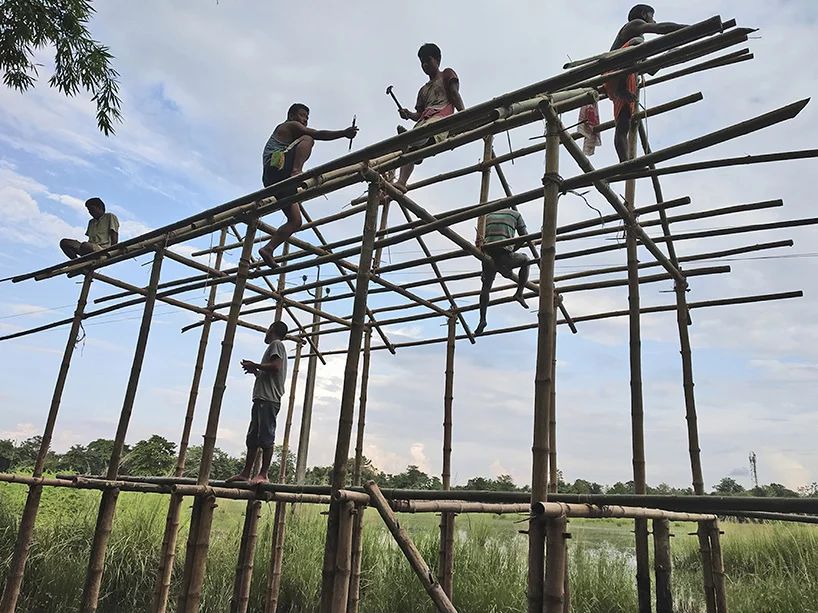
top-left (475, 208), bottom-right (530, 335)
top-left (258, 104), bottom-right (358, 269)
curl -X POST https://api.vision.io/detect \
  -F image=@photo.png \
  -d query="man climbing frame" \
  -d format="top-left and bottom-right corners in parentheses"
top-left (258, 104), bottom-right (358, 269)
top-left (606, 4), bottom-right (687, 162)
top-left (475, 208), bottom-right (530, 336)
top-left (394, 43), bottom-right (465, 191)
top-left (59, 197), bottom-right (119, 260)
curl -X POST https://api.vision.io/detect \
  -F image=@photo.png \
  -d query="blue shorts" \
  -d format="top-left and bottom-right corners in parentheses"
top-left (246, 399), bottom-right (280, 449)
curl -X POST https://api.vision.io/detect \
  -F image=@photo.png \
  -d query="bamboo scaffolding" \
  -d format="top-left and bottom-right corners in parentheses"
top-left (264, 341), bottom-right (303, 613)
top-left (178, 220), bottom-right (259, 613)
top-left (438, 316), bottom-right (457, 598)
top-left (319, 181), bottom-right (380, 612)
top-left (152, 228), bottom-right (228, 613)
top-left (295, 285), bottom-right (323, 484)
top-left (364, 481), bottom-right (457, 613)
top-left (81, 250), bottom-right (164, 613)
top-left (653, 519), bottom-right (673, 613)
top-left (331, 501), bottom-right (356, 613)
top-left (347, 504), bottom-right (365, 613)
top-left (351, 329), bottom-right (372, 487)
top-left (530, 109), bottom-right (560, 613)
top-left (544, 516), bottom-right (568, 613)
top-left (548, 313), bottom-right (558, 494)
top-left (697, 522), bottom-right (718, 613)
top-left (0, 273), bottom-right (93, 612)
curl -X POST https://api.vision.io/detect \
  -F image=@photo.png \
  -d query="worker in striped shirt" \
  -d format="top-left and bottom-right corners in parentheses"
top-left (475, 207), bottom-right (530, 335)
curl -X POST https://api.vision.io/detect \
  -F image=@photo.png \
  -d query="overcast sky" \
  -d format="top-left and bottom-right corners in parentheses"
top-left (1, 1), bottom-right (817, 492)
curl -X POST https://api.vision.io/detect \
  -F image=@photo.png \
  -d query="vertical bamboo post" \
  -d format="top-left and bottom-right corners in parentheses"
top-left (653, 519), bottom-right (673, 613)
top-left (178, 219), bottom-right (259, 613)
top-left (0, 273), bottom-right (94, 612)
top-left (346, 505), bottom-right (365, 613)
top-left (637, 122), bottom-right (704, 495)
top-left (438, 315), bottom-right (456, 597)
top-left (81, 250), bottom-right (164, 613)
top-left (562, 548), bottom-right (571, 613)
top-left (530, 107), bottom-right (560, 613)
top-left (544, 516), bottom-right (568, 613)
top-left (708, 520), bottom-right (728, 613)
top-left (625, 123), bottom-right (652, 613)
top-left (364, 481), bottom-right (457, 613)
top-left (475, 134), bottom-right (494, 246)
top-left (151, 228), bottom-right (228, 613)
top-left (264, 341), bottom-right (303, 613)
top-left (352, 328), bottom-right (372, 485)
top-left (319, 179), bottom-right (381, 613)
top-left (331, 501), bottom-right (356, 612)
top-left (295, 285), bottom-right (322, 484)
top-left (697, 521), bottom-right (717, 613)
top-left (231, 253), bottom-right (293, 613)
top-left (548, 319), bottom-right (558, 493)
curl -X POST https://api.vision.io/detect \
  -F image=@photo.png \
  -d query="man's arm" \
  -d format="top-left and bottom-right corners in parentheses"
top-left (287, 121), bottom-right (357, 141)
top-left (109, 230), bottom-right (118, 246)
top-left (399, 91), bottom-right (424, 122)
top-left (443, 68), bottom-right (465, 112)
top-left (514, 214), bottom-right (528, 250)
top-left (623, 19), bottom-right (687, 39)
top-left (241, 356), bottom-right (281, 374)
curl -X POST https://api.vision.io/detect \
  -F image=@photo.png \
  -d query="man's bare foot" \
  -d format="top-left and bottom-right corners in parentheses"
top-left (258, 249), bottom-right (279, 271)
top-left (226, 473), bottom-right (250, 483)
top-left (475, 321), bottom-right (487, 335)
top-left (250, 474), bottom-right (269, 485)
top-left (514, 293), bottom-right (529, 309)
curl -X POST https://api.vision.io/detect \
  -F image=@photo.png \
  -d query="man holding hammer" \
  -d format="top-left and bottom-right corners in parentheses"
top-left (390, 43), bottom-right (464, 192)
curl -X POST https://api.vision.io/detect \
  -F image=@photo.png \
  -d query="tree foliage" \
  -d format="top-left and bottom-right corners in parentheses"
top-left (0, 0), bottom-right (122, 134)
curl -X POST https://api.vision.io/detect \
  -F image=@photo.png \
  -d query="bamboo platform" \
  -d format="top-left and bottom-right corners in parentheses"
top-left (1, 14), bottom-right (816, 613)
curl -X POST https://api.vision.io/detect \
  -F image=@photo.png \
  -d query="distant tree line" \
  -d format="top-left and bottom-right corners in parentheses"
top-left (0, 436), bottom-right (815, 497)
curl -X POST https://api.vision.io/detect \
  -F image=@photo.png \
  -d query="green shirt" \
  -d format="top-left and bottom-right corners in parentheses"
top-left (85, 213), bottom-right (120, 248)
top-left (484, 209), bottom-right (527, 252)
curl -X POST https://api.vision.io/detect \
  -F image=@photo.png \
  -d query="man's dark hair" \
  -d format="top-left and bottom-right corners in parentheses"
top-left (287, 103), bottom-right (309, 119)
top-left (628, 4), bottom-right (654, 21)
top-left (85, 197), bottom-right (105, 211)
top-left (271, 321), bottom-right (288, 339)
top-left (417, 43), bottom-right (441, 62)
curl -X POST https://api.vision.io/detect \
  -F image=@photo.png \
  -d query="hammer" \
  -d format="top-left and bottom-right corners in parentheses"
top-left (385, 85), bottom-right (403, 110)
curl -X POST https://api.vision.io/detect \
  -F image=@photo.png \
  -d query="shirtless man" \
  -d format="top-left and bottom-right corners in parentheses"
top-left (59, 197), bottom-right (119, 259)
top-left (394, 43), bottom-right (465, 191)
top-left (607, 5), bottom-right (686, 162)
top-left (258, 104), bottom-right (358, 269)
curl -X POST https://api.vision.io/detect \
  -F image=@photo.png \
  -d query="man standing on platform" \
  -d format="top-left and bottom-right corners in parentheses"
top-left (258, 104), bottom-right (358, 269)
top-left (607, 5), bottom-right (687, 162)
top-left (228, 321), bottom-right (289, 484)
top-left (475, 208), bottom-right (530, 336)
top-left (59, 197), bottom-right (119, 259)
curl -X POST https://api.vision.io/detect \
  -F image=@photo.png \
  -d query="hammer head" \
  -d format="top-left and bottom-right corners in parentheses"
top-left (386, 85), bottom-right (394, 95)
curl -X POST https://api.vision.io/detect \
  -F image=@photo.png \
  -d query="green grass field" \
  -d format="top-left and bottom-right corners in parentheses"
top-left (0, 483), bottom-right (816, 612)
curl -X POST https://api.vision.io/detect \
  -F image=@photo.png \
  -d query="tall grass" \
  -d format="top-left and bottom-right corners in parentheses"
top-left (0, 484), bottom-right (816, 612)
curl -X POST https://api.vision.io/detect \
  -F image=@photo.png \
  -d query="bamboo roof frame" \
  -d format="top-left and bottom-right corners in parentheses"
top-left (2, 13), bottom-right (818, 613)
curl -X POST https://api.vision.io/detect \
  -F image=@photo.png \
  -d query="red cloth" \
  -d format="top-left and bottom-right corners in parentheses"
top-left (604, 42), bottom-right (638, 119)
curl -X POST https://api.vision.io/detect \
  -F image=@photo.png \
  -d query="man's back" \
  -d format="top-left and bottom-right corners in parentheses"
top-left (484, 209), bottom-right (526, 250)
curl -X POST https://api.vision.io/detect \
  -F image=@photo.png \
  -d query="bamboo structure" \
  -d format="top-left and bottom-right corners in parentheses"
top-left (3, 17), bottom-right (817, 612)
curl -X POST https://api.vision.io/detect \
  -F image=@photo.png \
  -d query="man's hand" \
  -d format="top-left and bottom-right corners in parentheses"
top-left (398, 108), bottom-right (413, 120)
top-left (241, 359), bottom-right (258, 375)
top-left (344, 125), bottom-right (359, 140)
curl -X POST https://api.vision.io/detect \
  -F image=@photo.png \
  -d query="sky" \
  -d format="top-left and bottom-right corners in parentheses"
top-left (1, 1), bottom-right (817, 492)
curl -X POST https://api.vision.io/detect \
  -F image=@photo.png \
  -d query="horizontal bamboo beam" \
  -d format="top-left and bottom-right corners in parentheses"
top-left (531, 501), bottom-right (715, 522)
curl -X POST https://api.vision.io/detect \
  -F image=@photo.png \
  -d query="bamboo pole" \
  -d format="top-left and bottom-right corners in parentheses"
top-left (364, 481), bottom-right (458, 613)
top-left (81, 250), bottom-right (164, 613)
top-left (624, 120), bottom-right (652, 613)
top-left (295, 285), bottom-right (322, 484)
top-left (653, 519), bottom-right (673, 613)
top-left (637, 123), bottom-right (706, 496)
top-left (708, 520), bottom-right (728, 613)
top-left (264, 340), bottom-right (303, 613)
top-left (352, 328), bottom-right (372, 486)
top-left (697, 522), bottom-right (718, 613)
top-left (331, 501), bottom-right (356, 612)
top-left (0, 273), bottom-right (93, 613)
top-left (439, 315), bottom-right (457, 598)
top-left (530, 107), bottom-right (560, 613)
top-left (347, 505), bottom-right (365, 613)
top-left (475, 134), bottom-right (493, 245)
top-left (548, 314), bottom-right (558, 494)
top-left (544, 516), bottom-right (568, 613)
top-left (152, 228), bottom-right (228, 613)
top-left (319, 180), bottom-right (381, 613)
top-left (178, 219), bottom-right (258, 613)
